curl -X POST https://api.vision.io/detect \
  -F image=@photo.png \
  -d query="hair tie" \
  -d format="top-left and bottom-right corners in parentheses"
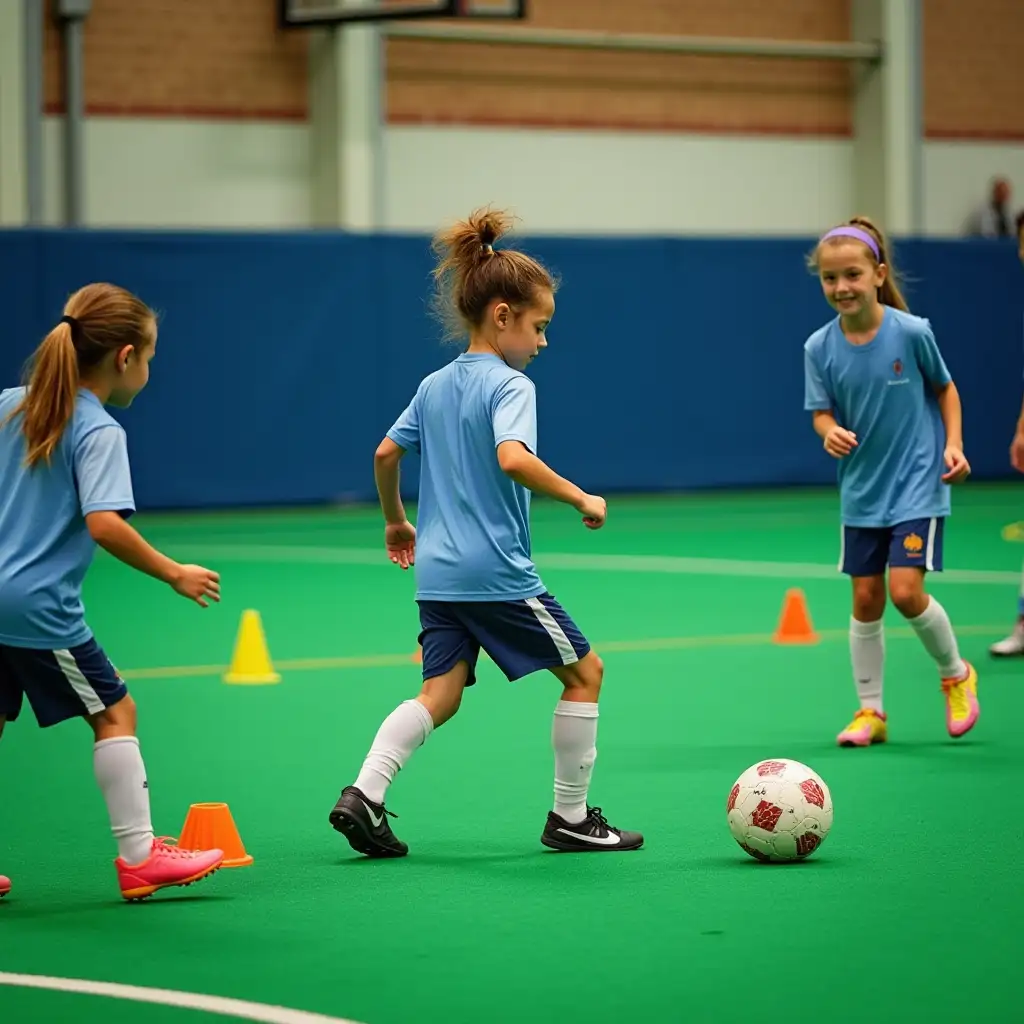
top-left (482, 243), bottom-right (494, 255)
top-left (60, 314), bottom-right (79, 331)
top-left (819, 226), bottom-right (881, 261)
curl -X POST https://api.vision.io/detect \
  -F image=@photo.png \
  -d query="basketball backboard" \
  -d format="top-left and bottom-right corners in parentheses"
top-left (279, 0), bottom-right (526, 27)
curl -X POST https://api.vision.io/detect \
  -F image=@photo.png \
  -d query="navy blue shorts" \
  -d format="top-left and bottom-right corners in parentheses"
top-left (0, 638), bottom-right (129, 728)
top-left (417, 593), bottom-right (591, 686)
top-left (839, 517), bottom-right (944, 577)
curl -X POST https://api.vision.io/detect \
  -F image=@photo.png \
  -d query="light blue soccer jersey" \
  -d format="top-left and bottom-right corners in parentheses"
top-left (0, 387), bottom-right (136, 648)
top-left (387, 352), bottom-right (547, 601)
top-left (804, 307), bottom-right (953, 528)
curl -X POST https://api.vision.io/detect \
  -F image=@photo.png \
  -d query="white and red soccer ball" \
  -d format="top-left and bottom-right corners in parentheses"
top-left (726, 758), bottom-right (833, 862)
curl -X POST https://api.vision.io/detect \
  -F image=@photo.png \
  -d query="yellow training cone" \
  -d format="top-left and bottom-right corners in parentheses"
top-left (224, 610), bottom-right (281, 685)
top-left (1002, 521), bottom-right (1024, 542)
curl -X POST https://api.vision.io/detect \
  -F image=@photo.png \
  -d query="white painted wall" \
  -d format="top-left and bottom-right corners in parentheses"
top-left (923, 140), bottom-right (1024, 235)
top-left (383, 126), bottom-right (853, 236)
top-left (35, 115), bottom-right (1024, 237)
top-left (41, 116), bottom-right (311, 229)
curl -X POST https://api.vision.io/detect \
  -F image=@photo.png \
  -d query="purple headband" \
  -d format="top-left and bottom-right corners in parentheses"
top-left (819, 226), bottom-right (881, 261)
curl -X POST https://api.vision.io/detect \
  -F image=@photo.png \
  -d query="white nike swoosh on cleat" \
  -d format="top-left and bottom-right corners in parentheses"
top-left (361, 801), bottom-right (384, 828)
top-left (556, 828), bottom-right (621, 846)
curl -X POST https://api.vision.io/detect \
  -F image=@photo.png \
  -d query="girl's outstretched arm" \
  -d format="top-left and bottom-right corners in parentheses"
top-left (86, 511), bottom-right (220, 606)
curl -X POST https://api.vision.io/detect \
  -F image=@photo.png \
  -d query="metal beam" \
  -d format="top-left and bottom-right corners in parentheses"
top-left (56, 0), bottom-right (92, 226)
top-left (383, 23), bottom-right (883, 63)
top-left (23, 0), bottom-right (44, 224)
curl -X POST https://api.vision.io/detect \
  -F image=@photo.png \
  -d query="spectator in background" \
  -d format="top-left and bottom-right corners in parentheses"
top-left (966, 177), bottom-right (1016, 237)
top-left (990, 211), bottom-right (1024, 657)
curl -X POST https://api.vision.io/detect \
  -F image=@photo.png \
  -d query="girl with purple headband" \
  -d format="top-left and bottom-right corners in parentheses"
top-left (990, 212), bottom-right (1024, 657)
top-left (803, 216), bottom-right (978, 748)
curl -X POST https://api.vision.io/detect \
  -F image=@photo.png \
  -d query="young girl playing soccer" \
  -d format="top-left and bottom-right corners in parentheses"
top-left (990, 212), bottom-right (1024, 657)
top-left (327, 208), bottom-right (643, 856)
top-left (0, 283), bottom-right (225, 900)
top-left (804, 217), bottom-right (978, 746)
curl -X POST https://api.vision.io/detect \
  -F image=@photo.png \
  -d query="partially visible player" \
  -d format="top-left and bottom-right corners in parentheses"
top-left (327, 207), bottom-right (642, 856)
top-left (0, 283), bottom-right (225, 900)
top-left (990, 211), bottom-right (1024, 657)
top-left (804, 217), bottom-right (978, 746)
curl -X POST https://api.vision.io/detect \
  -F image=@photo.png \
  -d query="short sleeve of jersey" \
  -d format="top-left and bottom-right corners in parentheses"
top-left (492, 375), bottom-right (537, 453)
top-left (803, 345), bottom-right (833, 411)
top-left (386, 390), bottom-right (421, 454)
top-left (912, 320), bottom-right (953, 388)
top-left (74, 426), bottom-right (136, 518)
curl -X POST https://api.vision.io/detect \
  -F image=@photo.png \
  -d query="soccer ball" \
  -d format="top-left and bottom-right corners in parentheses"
top-left (726, 758), bottom-right (833, 862)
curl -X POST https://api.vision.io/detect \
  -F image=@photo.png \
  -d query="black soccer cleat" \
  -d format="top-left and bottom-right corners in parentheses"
top-left (329, 785), bottom-right (408, 858)
top-left (541, 806), bottom-right (644, 853)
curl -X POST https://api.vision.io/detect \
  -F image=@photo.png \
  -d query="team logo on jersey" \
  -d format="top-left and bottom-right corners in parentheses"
top-left (903, 532), bottom-right (923, 555)
top-left (892, 359), bottom-right (903, 376)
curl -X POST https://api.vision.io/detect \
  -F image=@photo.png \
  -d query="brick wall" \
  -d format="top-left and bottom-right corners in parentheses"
top-left (388, 0), bottom-right (852, 134)
top-left (43, 0), bottom-right (306, 119)
top-left (41, 0), bottom-right (1024, 139)
top-left (923, 0), bottom-right (1024, 139)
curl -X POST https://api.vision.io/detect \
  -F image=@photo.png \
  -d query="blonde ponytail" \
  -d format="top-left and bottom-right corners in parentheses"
top-left (847, 216), bottom-right (909, 312)
top-left (810, 215), bottom-right (910, 312)
top-left (4, 282), bottom-right (156, 467)
top-left (19, 323), bottom-right (80, 467)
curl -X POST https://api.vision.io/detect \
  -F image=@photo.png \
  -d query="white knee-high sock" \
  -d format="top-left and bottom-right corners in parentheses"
top-left (850, 617), bottom-right (885, 712)
top-left (907, 596), bottom-right (967, 679)
top-left (93, 737), bottom-right (155, 865)
top-left (353, 699), bottom-right (434, 805)
top-left (552, 700), bottom-right (599, 824)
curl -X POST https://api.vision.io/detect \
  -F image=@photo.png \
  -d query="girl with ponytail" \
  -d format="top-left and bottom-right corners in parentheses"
top-left (0, 283), bottom-right (224, 901)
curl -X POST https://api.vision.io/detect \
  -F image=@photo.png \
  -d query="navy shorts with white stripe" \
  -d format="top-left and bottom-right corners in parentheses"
top-left (417, 593), bottom-right (591, 685)
top-left (839, 516), bottom-right (945, 577)
top-left (0, 639), bottom-right (129, 727)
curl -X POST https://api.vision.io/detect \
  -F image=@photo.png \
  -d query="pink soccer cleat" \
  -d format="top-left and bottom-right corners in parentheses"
top-left (942, 661), bottom-right (979, 739)
top-left (0, 875), bottom-right (10, 898)
top-left (116, 837), bottom-right (224, 901)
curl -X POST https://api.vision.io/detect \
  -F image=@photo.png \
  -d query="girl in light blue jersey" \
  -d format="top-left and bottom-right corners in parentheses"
top-left (804, 216), bottom-right (978, 747)
top-left (328, 208), bottom-right (643, 857)
top-left (991, 212), bottom-right (1024, 657)
top-left (0, 283), bottom-right (224, 901)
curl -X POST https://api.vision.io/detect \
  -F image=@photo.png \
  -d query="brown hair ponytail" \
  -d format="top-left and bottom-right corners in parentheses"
top-left (430, 206), bottom-right (556, 341)
top-left (8, 283), bottom-right (156, 467)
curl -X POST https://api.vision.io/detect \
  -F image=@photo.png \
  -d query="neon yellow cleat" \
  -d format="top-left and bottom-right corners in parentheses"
top-left (942, 661), bottom-right (979, 738)
top-left (837, 707), bottom-right (888, 747)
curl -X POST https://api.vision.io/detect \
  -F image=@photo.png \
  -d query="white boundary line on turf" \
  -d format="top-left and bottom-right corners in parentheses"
top-left (160, 544), bottom-right (1022, 585)
top-left (0, 973), bottom-right (365, 1024)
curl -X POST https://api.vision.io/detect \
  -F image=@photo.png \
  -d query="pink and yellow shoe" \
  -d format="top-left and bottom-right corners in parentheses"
top-left (0, 875), bottom-right (10, 898)
top-left (116, 837), bottom-right (224, 902)
top-left (942, 660), bottom-right (979, 738)
top-left (837, 707), bottom-right (888, 747)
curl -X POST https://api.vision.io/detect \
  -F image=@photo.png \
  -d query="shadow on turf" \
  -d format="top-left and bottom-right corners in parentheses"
top-left (0, 894), bottom-right (236, 919)
top-left (622, 736), bottom-right (1000, 774)
top-left (333, 850), bottom-right (552, 867)
top-left (697, 855), bottom-right (849, 869)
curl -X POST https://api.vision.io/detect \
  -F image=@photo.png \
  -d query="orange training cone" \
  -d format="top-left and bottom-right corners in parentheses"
top-left (411, 647), bottom-right (422, 664)
top-left (179, 802), bottom-right (254, 868)
top-left (773, 587), bottom-right (819, 645)
top-left (224, 610), bottom-right (280, 685)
